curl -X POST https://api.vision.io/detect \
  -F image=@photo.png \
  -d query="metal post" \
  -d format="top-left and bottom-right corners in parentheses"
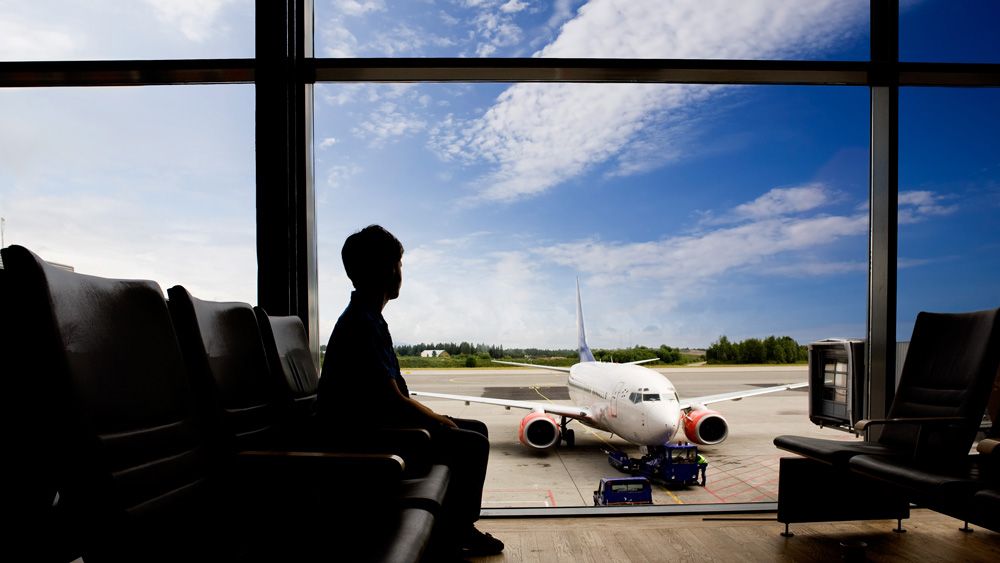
top-left (256, 0), bottom-right (319, 364)
top-left (866, 0), bottom-right (899, 431)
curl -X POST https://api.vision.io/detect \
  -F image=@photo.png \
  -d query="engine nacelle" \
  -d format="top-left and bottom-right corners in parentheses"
top-left (518, 411), bottom-right (561, 450)
top-left (682, 408), bottom-right (729, 445)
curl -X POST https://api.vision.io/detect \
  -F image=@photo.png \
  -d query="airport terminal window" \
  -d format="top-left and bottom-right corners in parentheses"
top-left (0, 85), bottom-right (257, 302)
top-left (0, 1), bottom-right (254, 61)
top-left (896, 87), bottom-right (1000, 340)
top-left (315, 82), bottom-right (869, 508)
top-left (900, 0), bottom-right (1000, 63)
top-left (4, 0), bottom-right (998, 517)
top-left (316, 0), bottom-right (869, 61)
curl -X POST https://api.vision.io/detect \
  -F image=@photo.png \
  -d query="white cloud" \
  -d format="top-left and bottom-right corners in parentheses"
top-left (379, 186), bottom-right (875, 348)
top-left (319, 137), bottom-right (339, 149)
top-left (321, 19), bottom-right (360, 57)
top-left (333, 0), bottom-right (386, 17)
top-left (734, 184), bottom-right (831, 219)
top-left (2, 193), bottom-right (256, 304)
top-left (500, 0), bottom-right (529, 14)
top-left (0, 17), bottom-right (79, 60)
top-left (898, 190), bottom-right (958, 224)
top-left (326, 163), bottom-right (362, 189)
top-left (353, 102), bottom-right (428, 147)
top-left (144, 0), bottom-right (237, 43)
top-left (429, 0), bottom-right (867, 204)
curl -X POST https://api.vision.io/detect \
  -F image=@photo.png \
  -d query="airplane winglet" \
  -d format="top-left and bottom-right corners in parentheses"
top-left (577, 278), bottom-right (595, 363)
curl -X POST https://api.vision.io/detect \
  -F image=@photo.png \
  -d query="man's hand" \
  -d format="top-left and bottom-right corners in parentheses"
top-left (438, 415), bottom-right (459, 429)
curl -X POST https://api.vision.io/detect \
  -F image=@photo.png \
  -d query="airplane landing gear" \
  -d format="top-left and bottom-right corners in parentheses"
top-left (561, 417), bottom-right (575, 447)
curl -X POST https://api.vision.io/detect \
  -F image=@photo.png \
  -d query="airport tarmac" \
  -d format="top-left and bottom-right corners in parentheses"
top-left (407, 366), bottom-right (860, 508)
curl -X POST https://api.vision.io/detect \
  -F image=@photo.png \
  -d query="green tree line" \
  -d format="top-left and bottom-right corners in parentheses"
top-left (705, 335), bottom-right (807, 364)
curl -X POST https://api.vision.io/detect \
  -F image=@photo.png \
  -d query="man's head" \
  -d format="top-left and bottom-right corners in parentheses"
top-left (342, 225), bottom-right (404, 300)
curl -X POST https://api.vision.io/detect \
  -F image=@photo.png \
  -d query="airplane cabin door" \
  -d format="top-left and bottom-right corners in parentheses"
top-left (610, 382), bottom-right (626, 418)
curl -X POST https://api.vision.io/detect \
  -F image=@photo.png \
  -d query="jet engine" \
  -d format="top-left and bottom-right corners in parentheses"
top-left (518, 411), bottom-right (561, 450)
top-left (682, 407), bottom-right (729, 445)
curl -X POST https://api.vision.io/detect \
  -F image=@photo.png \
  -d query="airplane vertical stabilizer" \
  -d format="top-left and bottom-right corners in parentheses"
top-left (577, 279), bottom-right (595, 363)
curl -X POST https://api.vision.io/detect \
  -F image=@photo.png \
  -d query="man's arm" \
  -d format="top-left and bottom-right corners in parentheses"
top-left (387, 379), bottom-right (458, 429)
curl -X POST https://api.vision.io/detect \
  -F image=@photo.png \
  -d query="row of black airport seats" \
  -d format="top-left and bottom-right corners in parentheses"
top-left (1, 245), bottom-right (450, 562)
top-left (773, 307), bottom-right (1000, 534)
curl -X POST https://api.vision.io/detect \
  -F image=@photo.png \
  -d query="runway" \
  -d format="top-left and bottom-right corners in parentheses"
top-left (407, 366), bottom-right (858, 508)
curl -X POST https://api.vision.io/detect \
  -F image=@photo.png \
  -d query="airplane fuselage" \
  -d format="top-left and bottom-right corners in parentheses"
top-left (568, 362), bottom-right (682, 445)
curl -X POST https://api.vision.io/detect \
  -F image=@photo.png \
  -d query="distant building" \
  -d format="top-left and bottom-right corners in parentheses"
top-left (421, 349), bottom-right (447, 358)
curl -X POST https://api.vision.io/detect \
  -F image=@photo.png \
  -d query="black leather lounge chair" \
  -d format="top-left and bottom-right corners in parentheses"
top-left (775, 308), bottom-right (1000, 467)
top-left (253, 308), bottom-right (451, 513)
top-left (167, 286), bottom-right (449, 518)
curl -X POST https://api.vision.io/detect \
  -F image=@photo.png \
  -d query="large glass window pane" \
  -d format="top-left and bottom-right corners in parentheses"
top-left (897, 88), bottom-right (1000, 342)
top-left (315, 81), bottom-right (868, 507)
top-left (0, 1), bottom-right (254, 61)
top-left (900, 0), bottom-right (1000, 63)
top-left (317, 0), bottom-right (868, 61)
top-left (0, 85), bottom-right (256, 302)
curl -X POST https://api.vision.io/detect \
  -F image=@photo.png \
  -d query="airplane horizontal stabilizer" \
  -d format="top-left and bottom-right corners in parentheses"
top-left (625, 358), bottom-right (658, 366)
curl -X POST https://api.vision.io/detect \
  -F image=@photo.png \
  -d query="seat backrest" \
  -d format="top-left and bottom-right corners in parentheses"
top-left (882, 308), bottom-right (1000, 455)
top-left (168, 286), bottom-right (282, 451)
top-left (0, 246), bottom-right (221, 558)
top-left (254, 308), bottom-right (320, 423)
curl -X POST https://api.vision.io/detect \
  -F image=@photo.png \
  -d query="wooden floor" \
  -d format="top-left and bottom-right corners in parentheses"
top-left (472, 509), bottom-right (1000, 562)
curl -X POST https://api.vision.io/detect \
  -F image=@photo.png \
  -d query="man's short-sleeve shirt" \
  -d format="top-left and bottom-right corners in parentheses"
top-left (317, 292), bottom-right (409, 419)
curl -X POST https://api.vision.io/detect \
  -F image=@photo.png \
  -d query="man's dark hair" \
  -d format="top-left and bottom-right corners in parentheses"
top-left (342, 224), bottom-right (404, 289)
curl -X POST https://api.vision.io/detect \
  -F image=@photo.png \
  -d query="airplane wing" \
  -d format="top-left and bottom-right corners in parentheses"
top-left (626, 358), bottom-right (658, 365)
top-left (491, 359), bottom-right (572, 373)
top-left (679, 382), bottom-right (808, 410)
top-left (409, 390), bottom-right (591, 420)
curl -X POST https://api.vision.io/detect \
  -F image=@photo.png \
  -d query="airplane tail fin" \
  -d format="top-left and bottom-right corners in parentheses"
top-left (576, 278), bottom-right (595, 363)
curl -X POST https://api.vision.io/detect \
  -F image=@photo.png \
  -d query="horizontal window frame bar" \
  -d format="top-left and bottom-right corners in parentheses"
top-left (0, 59), bottom-right (256, 87)
top-left (481, 502), bottom-right (778, 519)
top-left (2, 58), bottom-right (998, 88)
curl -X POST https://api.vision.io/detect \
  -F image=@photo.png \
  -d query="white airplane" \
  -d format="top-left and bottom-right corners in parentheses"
top-left (411, 282), bottom-right (807, 451)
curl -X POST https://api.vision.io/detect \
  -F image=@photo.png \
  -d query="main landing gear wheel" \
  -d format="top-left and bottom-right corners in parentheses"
top-left (560, 416), bottom-right (575, 447)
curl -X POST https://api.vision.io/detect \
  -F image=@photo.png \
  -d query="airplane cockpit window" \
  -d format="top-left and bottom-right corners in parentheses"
top-left (629, 392), bottom-right (641, 404)
top-left (642, 394), bottom-right (660, 402)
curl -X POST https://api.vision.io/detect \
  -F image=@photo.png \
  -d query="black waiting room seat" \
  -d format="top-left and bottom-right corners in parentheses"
top-left (2, 245), bottom-right (435, 562)
top-left (253, 308), bottom-right (451, 510)
top-left (167, 286), bottom-right (450, 517)
top-left (775, 308), bottom-right (1000, 467)
top-left (773, 307), bottom-right (1000, 535)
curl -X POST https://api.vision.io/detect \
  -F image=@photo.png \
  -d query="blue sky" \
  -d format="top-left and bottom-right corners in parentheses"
top-left (1, 1), bottom-right (997, 349)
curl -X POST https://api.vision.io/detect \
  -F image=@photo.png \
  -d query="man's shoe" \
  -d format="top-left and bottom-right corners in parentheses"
top-left (461, 527), bottom-right (504, 556)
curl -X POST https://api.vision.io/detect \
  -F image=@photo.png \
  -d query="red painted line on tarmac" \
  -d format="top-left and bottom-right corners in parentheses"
top-left (547, 490), bottom-right (557, 507)
top-left (700, 486), bottom-right (728, 503)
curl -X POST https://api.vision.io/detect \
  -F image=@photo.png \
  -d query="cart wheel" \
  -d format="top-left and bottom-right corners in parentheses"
top-left (564, 429), bottom-right (575, 448)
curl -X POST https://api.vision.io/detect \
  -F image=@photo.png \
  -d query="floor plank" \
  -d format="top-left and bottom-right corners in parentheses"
top-left (472, 509), bottom-right (1000, 562)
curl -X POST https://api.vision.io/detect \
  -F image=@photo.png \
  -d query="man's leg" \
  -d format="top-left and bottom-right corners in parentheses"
top-left (429, 420), bottom-right (502, 555)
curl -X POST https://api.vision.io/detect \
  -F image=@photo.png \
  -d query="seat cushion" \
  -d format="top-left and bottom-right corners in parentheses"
top-left (774, 435), bottom-right (900, 466)
top-left (849, 454), bottom-right (991, 500)
top-left (972, 489), bottom-right (1000, 532)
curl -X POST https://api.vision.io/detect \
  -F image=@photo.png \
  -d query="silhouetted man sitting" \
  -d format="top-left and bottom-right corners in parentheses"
top-left (317, 224), bottom-right (503, 558)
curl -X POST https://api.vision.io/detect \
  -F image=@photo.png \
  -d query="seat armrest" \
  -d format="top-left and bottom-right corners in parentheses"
top-left (238, 449), bottom-right (406, 473)
top-left (234, 450), bottom-right (407, 510)
top-left (977, 438), bottom-right (1000, 455)
top-left (854, 416), bottom-right (967, 433)
top-left (297, 427), bottom-right (435, 476)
